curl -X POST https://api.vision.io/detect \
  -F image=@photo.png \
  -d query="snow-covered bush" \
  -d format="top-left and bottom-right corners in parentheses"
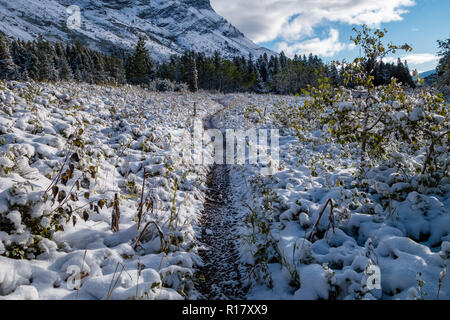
top-left (213, 56), bottom-right (448, 299)
top-left (291, 26), bottom-right (449, 187)
top-left (441, 85), bottom-right (450, 101)
top-left (148, 79), bottom-right (188, 93)
top-left (148, 79), bottom-right (175, 92)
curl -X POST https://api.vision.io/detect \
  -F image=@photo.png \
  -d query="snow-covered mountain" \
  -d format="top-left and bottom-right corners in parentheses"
top-left (0, 0), bottom-right (274, 61)
top-left (419, 70), bottom-right (437, 78)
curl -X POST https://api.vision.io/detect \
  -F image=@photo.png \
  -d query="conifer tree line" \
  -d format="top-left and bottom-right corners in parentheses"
top-left (0, 34), bottom-right (126, 85)
top-left (364, 58), bottom-right (415, 88)
top-left (0, 33), bottom-right (416, 94)
top-left (435, 38), bottom-right (449, 98)
top-left (155, 49), bottom-right (416, 93)
top-left (158, 50), bottom-right (335, 94)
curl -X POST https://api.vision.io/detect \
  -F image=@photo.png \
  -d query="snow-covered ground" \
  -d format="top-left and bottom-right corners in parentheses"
top-left (0, 83), bottom-right (448, 300)
top-left (0, 80), bottom-right (222, 299)
top-left (212, 93), bottom-right (449, 300)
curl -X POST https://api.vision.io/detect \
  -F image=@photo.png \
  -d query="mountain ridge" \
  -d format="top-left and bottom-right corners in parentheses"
top-left (419, 69), bottom-right (437, 78)
top-left (0, 0), bottom-right (274, 61)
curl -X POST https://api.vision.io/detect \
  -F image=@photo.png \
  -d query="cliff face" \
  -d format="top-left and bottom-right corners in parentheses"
top-left (181, 0), bottom-right (213, 10)
top-left (0, 0), bottom-right (274, 61)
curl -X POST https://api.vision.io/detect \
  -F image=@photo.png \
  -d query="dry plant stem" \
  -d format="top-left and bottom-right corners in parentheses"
top-left (437, 267), bottom-right (446, 299)
top-left (134, 220), bottom-right (164, 251)
top-left (106, 262), bottom-right (120, 299)
top-left (307, 198), bottom-right (335, 242)
top-left (48, 175), bottom-right (82, 216)
top-left (137, 168), bottom-right (146, 230)
top-left (105, 262), bottom-right (132, 300)
top-left (106, 265), bottom-right (124, 300)
top-left (421, 130), bottom-right (449, 175)
top-left (76, 249), bottom-right (87, 299)
top-left (136, 258), bottom-right (141, 299)
top-left (45, 138), bottom-right (75, 193)
top-left (111, 193), bottom-right (120, 232)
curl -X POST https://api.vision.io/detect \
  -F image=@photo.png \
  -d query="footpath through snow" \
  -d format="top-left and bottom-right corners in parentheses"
top-left (194, 103), bottom-right (251, 299)
top-left (0, 82), bottom-right (448, 300)
top-left (195, 164), bottom-right (247, 299)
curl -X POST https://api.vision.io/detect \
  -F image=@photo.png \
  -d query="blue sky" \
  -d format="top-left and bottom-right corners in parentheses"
top-left (211, 0), bottom-right (450, 72)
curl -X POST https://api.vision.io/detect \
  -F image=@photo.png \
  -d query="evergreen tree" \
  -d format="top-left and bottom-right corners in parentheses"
top-left (36, 38), bottom-right (58, 81)
top-left (279, 51), bottom-right (288, 68)
top-left (126, 35), bottom-right (152, 84)
top-left (0, 35), bottom-right (18, 80)
top-left (59, 55), bottom-right (73, 81)
top-left (436, 38), bottom-right (450, 85)
top-left (186, 51), bottom-right (198, 92)
top-left (258, 53), bottom-right (269, 82)
top-left (27, 42), bottom-right (40, 80)
top-left (269, 55), bottom-right (279, 76)
top-left (0, 34), bottom-right (340, 94)
top-left (105, 55), bottom-right (126, 84)
top-left (10, 40), bottom-right (28, 80)
top-left (54, 42), bottom-right (73, 81)
top-left (213, 50), bottom-right (223, 91)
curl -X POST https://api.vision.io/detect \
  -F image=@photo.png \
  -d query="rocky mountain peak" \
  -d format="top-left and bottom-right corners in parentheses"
top-left (0, 0), bottom-right (273, 61)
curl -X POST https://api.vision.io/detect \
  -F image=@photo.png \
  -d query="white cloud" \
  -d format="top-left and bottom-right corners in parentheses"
top-left (384, 53), bottom-right (439, 65)
top-left (277, 29), bottom-right (350, 57)
top-left (211, 0), bottom-right (415, 57)
top-left (211, 0), bottom-right (416, 43)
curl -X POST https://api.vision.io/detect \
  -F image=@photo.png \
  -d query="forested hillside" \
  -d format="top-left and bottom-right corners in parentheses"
top-left (0, 34), bottom-right (416, 95)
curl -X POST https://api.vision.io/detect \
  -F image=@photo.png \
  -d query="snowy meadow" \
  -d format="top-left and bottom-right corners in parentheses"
top-left (0, 80), bottom-right (222, 299)
top-left (0, 77), bottom-right (448, 300)
top-left (215, 92), bottom-right (449, 300)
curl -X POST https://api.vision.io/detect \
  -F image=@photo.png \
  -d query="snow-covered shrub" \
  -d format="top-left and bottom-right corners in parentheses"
top-left (441, 85), bottom-right (450, 101)
top-left (214, 31), bottom-right (448, 299)
top-left (174, 82), bottom-right (189, 92)
top-left (148, 79), bottom-right (188, 93)
top-left (148, 79), bottom-right (175, 92)
top-left (0, 118), bottom-right (102, 259)
top-left (291, 26), bottom-right (449, 187)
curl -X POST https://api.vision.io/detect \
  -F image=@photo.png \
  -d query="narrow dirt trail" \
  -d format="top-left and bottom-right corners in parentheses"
top-left (195, 164), bottom-right (247, 299)
top-left (194, 100), bottom-right (248, 300)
